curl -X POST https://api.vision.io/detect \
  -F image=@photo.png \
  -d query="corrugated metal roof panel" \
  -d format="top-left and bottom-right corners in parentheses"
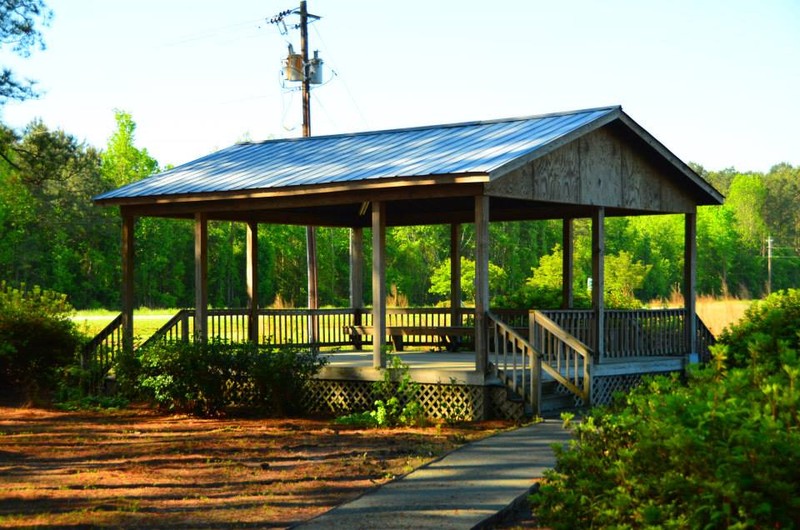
top-left (95, 106), bottom-right (619, 201)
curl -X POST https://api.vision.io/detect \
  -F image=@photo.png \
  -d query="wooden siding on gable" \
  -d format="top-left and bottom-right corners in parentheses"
top-left (488, 125), bottom-right (696, 213)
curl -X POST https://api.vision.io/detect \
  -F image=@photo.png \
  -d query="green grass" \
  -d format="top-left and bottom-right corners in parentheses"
top-left (72, 309), bottom-right (179, 340)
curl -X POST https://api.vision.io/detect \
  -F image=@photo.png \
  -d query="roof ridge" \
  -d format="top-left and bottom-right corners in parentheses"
top-left (236, 105), bottom-right (622, 147)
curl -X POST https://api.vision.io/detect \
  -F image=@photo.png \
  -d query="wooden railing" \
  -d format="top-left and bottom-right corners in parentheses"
top-left (697, 317), bottom-right (716, 362)
top-left (80, 313), bottom-right (123, 393)
top-left (132, 307), bottom-right (525, 352)
top-left (541, 309), bottom-right (709, 360)
top-left (82, 307), bottom-right (715, 394)
top-left (530, 311), bottom-right (592, 403)
top-left (539, 310), bottom-right (595, 351)
top-left (488, 312), bottom-right (542, 414)
top-left (261, 308), bottom-right (356, 348)
top-left (139, 309), bottom-right (192, 350)
top-left (488, 312), bottom-right (591, 416)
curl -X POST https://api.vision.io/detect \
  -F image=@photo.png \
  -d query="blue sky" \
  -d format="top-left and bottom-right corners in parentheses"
top-left (1, 0), bottom-right (798, 173)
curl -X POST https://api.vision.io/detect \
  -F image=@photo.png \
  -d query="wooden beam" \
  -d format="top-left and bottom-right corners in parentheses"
top-left (122, 195), bottom-right (648, 228)
top-left (246, 221), bottom-right (259, 344)
top-left (372, 202), bottom-right (387, 368)
top-left (592, 207), bottom-right (605, 360)
top-left (121, 212), bottom-right (135, 354)
top-left (194, 212), bottom-right (208, 343)
top-left (450, 223), bottom-right (461, 325)
top-left (474, 196), bottom-right (490, 373)
top-left (684, 211), bottom-right (698, 358)
top-left (562, 217), bottom-right (574, 309)
top-left (98, 178), bottom-right (488, 210)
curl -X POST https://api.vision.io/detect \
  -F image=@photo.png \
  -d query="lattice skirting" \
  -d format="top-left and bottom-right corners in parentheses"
top-left (303, 380), bottom-right (527, 421)
top-left (590, 373), bottom-right (645, 406)
top-left (549, 372), bottom-right (677, 408)
top-left (303, 374), bottom-right (674, 420)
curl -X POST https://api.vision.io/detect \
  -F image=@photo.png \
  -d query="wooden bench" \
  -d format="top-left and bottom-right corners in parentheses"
top-left (343, 325), bottom-right (474, 352)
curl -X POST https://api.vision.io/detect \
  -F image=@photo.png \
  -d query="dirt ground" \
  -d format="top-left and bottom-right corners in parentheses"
top-left (0, 406), bottom-right (520, 528)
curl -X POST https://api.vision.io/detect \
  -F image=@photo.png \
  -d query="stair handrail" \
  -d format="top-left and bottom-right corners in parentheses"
top-left (80, 312), bottom-right (123, 394)
top-left (530, 310), bottom-right (592, 403)
top-left (488, 311), bottom-right (542, 414)
top-left (489, 311), bottom-right (591, 415)
top-left (138, 309), bottom-right (193, 350)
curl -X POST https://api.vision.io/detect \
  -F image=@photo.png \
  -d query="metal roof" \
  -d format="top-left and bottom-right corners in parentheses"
top-left (94, 106), bottom-right (621, 202)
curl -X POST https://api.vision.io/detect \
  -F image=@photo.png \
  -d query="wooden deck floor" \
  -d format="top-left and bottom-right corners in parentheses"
top-left (317, 350), bottom-right (686, 386)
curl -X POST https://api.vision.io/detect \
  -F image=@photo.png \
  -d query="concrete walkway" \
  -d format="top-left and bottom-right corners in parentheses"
top-left (292, 420), bottom-right (572, 529)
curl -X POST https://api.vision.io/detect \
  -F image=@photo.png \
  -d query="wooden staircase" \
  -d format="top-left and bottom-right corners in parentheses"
top-left (488, 311), bottom-right (592, 418)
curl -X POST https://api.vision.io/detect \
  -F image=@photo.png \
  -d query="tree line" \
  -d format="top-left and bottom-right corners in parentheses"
top-left (0, 111), bottom-right (798, 311)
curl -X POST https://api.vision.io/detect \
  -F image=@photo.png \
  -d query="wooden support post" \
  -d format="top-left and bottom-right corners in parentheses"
top-left (592, 207), bottom-right (605, 361)
top-left (372, 202), bottom-right (387, 368)
top-left (307, 226), bottom-right (318, 349)
top-left (246, 221), bottom-right (259, 344)
top-left (121, 211), bottom-right (135, 354)
top-left (562, 217), bottom-right (574, 309)
top-left (474, 196), bottom-right (490, 373)
top-left (194, 212), bottom-right (208, 343)
top-left (684, 211), bottom-right (698, 359)
top-left (350, 227), bottom-right (364, 350)
top-left (450, 223), bottom-right (461, 325)
top-left (350, 227), bottom-right (364, 309)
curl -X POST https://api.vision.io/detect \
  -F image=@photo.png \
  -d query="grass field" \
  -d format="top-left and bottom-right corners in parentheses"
top-left (695, 296), bottom-right (752, 337)
top-left (650, 295), bottom-right (752, 337)
top-left (72, 309), bottom-right (177, 341)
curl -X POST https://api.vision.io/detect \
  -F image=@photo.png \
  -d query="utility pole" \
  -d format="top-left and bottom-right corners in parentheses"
top-left (299, 1), bottom-right (318, 322)
top-left (300, 1), bottom-right (311, 138)
top-left (269, 1), bottom-right (321, 344)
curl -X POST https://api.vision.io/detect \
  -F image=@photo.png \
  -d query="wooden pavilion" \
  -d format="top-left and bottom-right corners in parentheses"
top-left (91, 106), bottom-right (723, 419)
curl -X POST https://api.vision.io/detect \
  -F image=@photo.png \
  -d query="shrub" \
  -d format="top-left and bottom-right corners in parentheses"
top-left (336, 356), bottom-right (426, 427)
top-left (0, 282), bottom-right (81, 400)
top-left (127, 340), bottom-right (326, 416)
top-left (531, 291), bottom-right (800, 528)
top-left (718, 288), bottom-right (800, 370)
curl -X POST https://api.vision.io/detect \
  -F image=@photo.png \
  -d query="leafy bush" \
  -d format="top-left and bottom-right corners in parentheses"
top-left (532, 291), bottom-right (800, 529)
top-left (124, 340), bottom-right (326, 416)
top-left (0, 282), bottom-right (82, 400)
top-left (718, 288), bottom-right (800, 370)
top-left (336, 356), bottom-right (426, 427)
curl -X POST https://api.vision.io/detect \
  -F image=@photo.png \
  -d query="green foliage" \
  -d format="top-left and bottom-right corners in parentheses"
top-left (505, 246), bottom-right (648, 309)
top-left (428, 256), bottom-right (507, 305)
top-left (508, 244), bottom-right (590, 309)
top-left (0, 282), bottom-right (81, 400)
top-left (0, 121), bottom-right (118, 308)
top-left (604, 251), bottom-right (652, 309)
top-left (101, 109), bottom-right (159, 187)
top-left (726, 174), bottom-right (768, 248)
top-left (336, 356), bottom-right (426, 427)
top-left (54, 394), bottom-right (129, 412)
top-left (121, 340), bottom-right (327, 416)
top-left (388, 225), bottom-right (449, 305)
top-left (532, 293), bottom-right (800, 529)
top-left (489, 220), bottom-right (561, 301)
top-left (718, 288), bottom-right (800, 370)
